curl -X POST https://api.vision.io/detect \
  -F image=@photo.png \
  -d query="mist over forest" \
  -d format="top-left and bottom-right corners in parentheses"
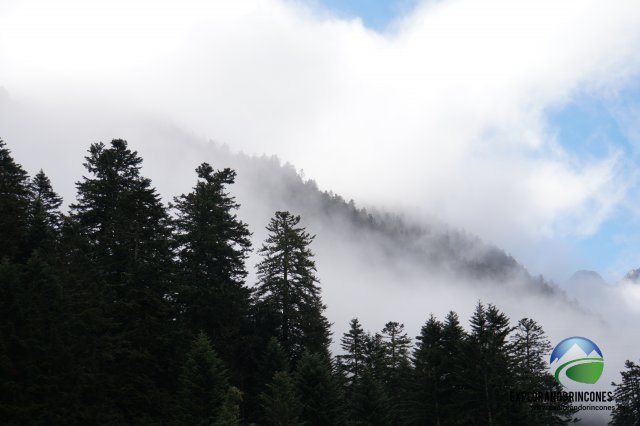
top-left (3, 0), bottom-right (640, 423)
top-left (1, 113), bottom-right (639, 423)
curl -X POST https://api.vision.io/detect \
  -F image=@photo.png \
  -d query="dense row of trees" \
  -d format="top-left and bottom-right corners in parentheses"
top-left (0, 138), bottom-right (638, 425)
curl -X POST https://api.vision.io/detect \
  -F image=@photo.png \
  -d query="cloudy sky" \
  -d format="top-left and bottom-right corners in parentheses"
top-left (2, 0), bottom-right (640, 282)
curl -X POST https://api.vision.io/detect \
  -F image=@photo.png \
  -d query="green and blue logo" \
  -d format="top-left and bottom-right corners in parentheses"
top-left (550, 337), bottom-right (604, 387)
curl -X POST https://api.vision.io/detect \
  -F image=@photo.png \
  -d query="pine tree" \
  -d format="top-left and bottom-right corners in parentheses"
top-left (349, 369), bottom-right (390, 426)
top-left (0, 254), bottom-right (71, 424)
top-left (26, 170), bottom-right (63, 253)
top-left (0, 139), bottom-right (31, 262)
top-left (611, 359), bottom-right (640, 425)
top-left (509, 318), bottom-right (574, 424)
top-left (173, 163), bottom-right (251, 365)
top-left (258, 337), bottom-right (290, 389)
top-left (510, 318), bottom-right (550, 383)
top-left (71, 140), bottom-right (173, 277)
top-left (380, 321), bottom-right (413, 422)
top-left (363, 332), bottom-right (388, 382)
top-left (457, 302), bottom-right (513, 426)
top-left (246, 337), bottom-right (291, 425)
top-left (338, 318), bottom-right (366, 387)
top-left (260, 371), bottom-right (302, 426)
top-left (295, 351), bottom-right (344, 425)
top-left (254, 211), bottom-right (331, 363)
top-left (179, 332), bottom-right (230, 426)
top-left (214, 387), bottom-right (243, 426)
top-left (70, 139), bottom-right (176, 422)
top-left (0, 151), bottom-right (71, 423)
top-left (381, 322), bottom-right (412, 372)
top-left (409, 315), bottom-right (444, 426)
top-left (439, 311), bottom-right (466, 424)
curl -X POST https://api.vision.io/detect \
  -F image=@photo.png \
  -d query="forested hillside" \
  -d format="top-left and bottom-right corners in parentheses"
top-left (1, 138), bottom-right (637, 425)
top-left (194, 141), bottom-right (558, 294)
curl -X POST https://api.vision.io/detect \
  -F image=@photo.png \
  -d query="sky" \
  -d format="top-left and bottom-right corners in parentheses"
top-left (2, 0), bottom-right (640, 283)
top-left (315, 0), bottom-right (640, 281)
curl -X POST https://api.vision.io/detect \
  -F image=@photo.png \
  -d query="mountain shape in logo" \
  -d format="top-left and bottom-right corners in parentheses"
top-left (549, 336), bottom-right (604, 386)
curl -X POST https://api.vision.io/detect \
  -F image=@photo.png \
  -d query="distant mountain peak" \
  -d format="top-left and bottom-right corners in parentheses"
top-left (623, 268), bottom-right (640, 284)
top-left (568, 270), bottom-right (606, 286)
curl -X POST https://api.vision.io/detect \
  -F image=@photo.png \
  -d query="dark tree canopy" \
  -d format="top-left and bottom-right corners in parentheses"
top-left (338, 318), bottom-right (366, 387)
top-left (69, 139), bottom-right (176, 423)
top-left (173, 162), bottom-right (252, 365)
top-left (0, 139), bottom-right (31, 262)
top-left (611, 359), bottom-right (640, 425)
top-left (178, 332), bottom-right (230, 426)
top-left (26, 170), bottom-right (63, 253)
top-left (0, 137), bottom-right (624, 425)
top-left (259, 371), bottom-right (302, 426)
top-left (253, 211), bottom-right (331, 363)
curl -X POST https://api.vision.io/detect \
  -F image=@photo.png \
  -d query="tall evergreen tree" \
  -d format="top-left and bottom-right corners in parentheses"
top-left (178, 332), bottom-right (230, 426)
top-left (380, 320), bottom-right (413, 422)
top-left (258, 337), bottom-right (290, 390)
top-left (247, 337), bottom-right (291, 425)
top-left (173, 163), bottom-right (251, 364)
top-left (510, 318), bottom-right (550, 381)
top-left (509, 318), bottom-right (574, 424)
top-left (338, 318), bottom-right (366, 387)
top-left (439, 311), bottom-right (466, 424)
top-left (254, 211), bottom-right (331, 363)
top-left (0, 254), bottom-right (71, 424)
top-left (349, 369), bottom-right (391, 426)
top-left (70, 139), bottom-right (176, 422)
top-left (409, 315), bottom-right (444, 426)
top-left (611, 359), bottom-right (640, 426)
top-left (260, 371), bottom-right (302, 426)
top-left (295, 351), bottom-right (344, 425)
top-left (26, 170), bottom-right (63, 253)
top-left (0, 146), bottom-right (71, 424)
top-left (381, 322), bottom-right (412, 372)
top-left (457, 302), bottom-right (513, 426)
top-left (363, 332), bottom-right (388, 382)
top-left (214, 387), bottom-right (243, 426)
top-left (0, 139), bottom-right (31, 262)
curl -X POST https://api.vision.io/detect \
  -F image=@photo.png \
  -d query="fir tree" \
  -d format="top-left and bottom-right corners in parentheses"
top-left (26, 170), bottom-right (63, 253)
top-left (611, 359), bottom-right (640, 425)
top-left (338, 318), bottom-right (366, 387)
top-left (179, 332), bottom-right (230, 426)
top-left (70, 139), bottom-right (176, 422)
top-left (381, 322), bottom-right (412, 372)
top-left (509, 318), bottom-right (574, 424)
top-left (363, 332), bottom-right (387, 382)
top-left (214, 387), bottom-right (243, 426)
top-left (457, 302), bottom-right (513, 426)
top-left (173, 163), bottom-right (251, 365)
top-left (258, 337), bottom-right (290, 389)
top-left (0, 255), bottom-right (70, 424)
top-left (260, 371), bottom-right (302, 426)
top-left (409, 315), bottom-right (444, 426)
top-left (349, 369), bottom-right (390, 426)
top-left (254, 211), bottom-right (331, 363)
top-left (0, 139), bottom-right (31, 262)
top-left (295, 351), bottom-right (344, 425)
top-left (248, 337), bottom-right (291, 425)
top-left (439, 311), bottom-right (466, 424)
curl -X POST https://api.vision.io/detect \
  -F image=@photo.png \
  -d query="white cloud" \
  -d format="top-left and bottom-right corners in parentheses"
top-left (2, 0), bottom-right (640, 277)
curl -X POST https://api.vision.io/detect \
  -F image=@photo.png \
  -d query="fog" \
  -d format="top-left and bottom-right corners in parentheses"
top-left (2, 101), bottom-right (638, 421)
top-left (3, 0), bottom-right (640, 279)
top-left (2, 0), bottom-right (640, 422)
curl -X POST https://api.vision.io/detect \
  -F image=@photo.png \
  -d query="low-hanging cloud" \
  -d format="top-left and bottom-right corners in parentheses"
top-left (2, 0), bottom-right (640, 279)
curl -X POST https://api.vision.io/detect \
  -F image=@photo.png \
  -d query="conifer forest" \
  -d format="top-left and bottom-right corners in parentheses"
top-left (1, 138), bottom-right (639, 425)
